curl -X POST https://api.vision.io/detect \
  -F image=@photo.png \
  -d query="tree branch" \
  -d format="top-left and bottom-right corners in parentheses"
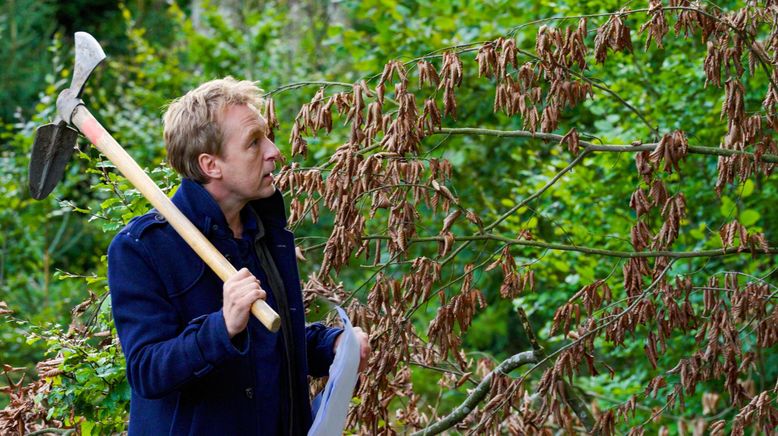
top-left (360, 234), bottom-right (778, 259)
top-left (410, 350), bottom-right (540, 436)
top-left (435, 128), bottom-right (778, 163)
top-left (26, 429), bottom-right (75, 436)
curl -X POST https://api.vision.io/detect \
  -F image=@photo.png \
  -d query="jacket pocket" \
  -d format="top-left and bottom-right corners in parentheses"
top-left (163, 255), bottom-right (225, 323)
top-left (166, 259), bottom-right (205, 298)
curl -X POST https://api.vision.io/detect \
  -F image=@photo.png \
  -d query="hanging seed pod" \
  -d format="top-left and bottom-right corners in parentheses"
top-left (649, 131), bottom-right (688, 173)
top-left (476, 42), bottom-right (497, 78)
top-left (559, 128), bottom-right (580, 156)
top-left (640, 0), bottom-right (669, 50)
top-left (594, 11), bottom-right (633, 64)
top-left (289, 122), bottom-right (308, 157)
top-left (652, 193), bottom-right (686, 249)
top-left (648, 180), bottom-right (668, 207)
top-left (263, 97), bottom-right (278, 130)
top-left (540, 100), bottom-right (560, 132)
top-left (499, 38), bottom-right (518, 77)
top-left (378, 61), bottom-right (395, 89)
top-left (420, 98), bottom-right (442, 135)
top-left (719, 220), bottom-right (748, 249)
top-left (417, 60), bottom-right (440, 88)
top-left (629, 188), bottom-right (651, 217)
top-left (631, 221), bottom-right (653, 251)
top-left (438, 51), bottom-right (464, 89)
top-left (365, 101), bottom-right (383, 131)
top-left (442, 79), bottom-right (458, 119)
top-left (634, 142), bottom-right (654, 182)
top-left (569, 18), bottom-right (588, 70)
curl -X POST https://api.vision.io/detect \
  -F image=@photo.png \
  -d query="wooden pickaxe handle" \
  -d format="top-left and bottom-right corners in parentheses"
top-left (72, 105), bottom-right (281, 333)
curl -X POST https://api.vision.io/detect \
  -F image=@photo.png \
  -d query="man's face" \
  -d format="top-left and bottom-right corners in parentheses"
top-left (214, 104), bottom-right (280, 201)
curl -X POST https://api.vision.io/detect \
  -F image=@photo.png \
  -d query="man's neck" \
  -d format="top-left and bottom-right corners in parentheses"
top-left (203, 183), bottom-right (246, 238)
top-left (224, 206), bottom-right (244, 239)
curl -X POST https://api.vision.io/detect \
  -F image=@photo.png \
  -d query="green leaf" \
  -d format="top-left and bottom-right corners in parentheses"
top-left (82, 420), bottom-right (95, 436)
top-left (719, 196), bottom-right (736, 218)
top-left (740, 179), bottom-right (755, 197)
top-left (739, 209), bottom-right (760, 227)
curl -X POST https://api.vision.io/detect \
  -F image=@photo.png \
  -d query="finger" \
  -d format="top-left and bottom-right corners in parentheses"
top-left (225, 269), bottom-right (253, 289)
top-left (225, 282), bottom-right (253, 300)
top-left (237, 289), bottom-right (266, 309)
top-left (239, 283), bottom-right (263, 298)
top-left (229, 276), bottom-right (261, 292)
top-left (361, 342), bottom-right (371, 360)
top-left (236, 273), bottom-right (260, 286)
top-left (234, 268), bottom-right (252, 279)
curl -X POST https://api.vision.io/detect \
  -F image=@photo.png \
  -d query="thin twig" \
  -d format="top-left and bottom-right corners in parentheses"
top-left (516, 307), bottom-right (595, 432)
top-left (262, 80), bottom-right (353, 97)
top-left (477, 260), bottom-right (677, 427)
top-left (486, 149), bottom-right (590, 232)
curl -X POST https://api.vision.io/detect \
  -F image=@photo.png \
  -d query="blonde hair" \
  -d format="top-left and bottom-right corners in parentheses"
top-left (163, 77), bottom-right (264, 182)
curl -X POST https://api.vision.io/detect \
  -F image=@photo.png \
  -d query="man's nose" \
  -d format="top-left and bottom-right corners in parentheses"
top-left (265, 139), bottom-right (281, 161)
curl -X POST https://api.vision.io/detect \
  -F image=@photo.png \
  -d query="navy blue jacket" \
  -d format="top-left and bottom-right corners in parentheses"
top-left (108, 178), bottom-right (341, 435)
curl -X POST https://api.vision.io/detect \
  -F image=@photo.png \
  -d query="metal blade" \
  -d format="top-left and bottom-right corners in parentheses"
top-left (28, 121), bottom-right (79, 200)
top-left (72, 32), bottom-right (106, 98)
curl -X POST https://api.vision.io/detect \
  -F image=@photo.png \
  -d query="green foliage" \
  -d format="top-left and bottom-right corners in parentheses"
top-left (24, 292), bottom-right (129, 433)
top-left (0, 0), bottom-right (56, 122)
top-left (0, 38), bottom-right (104, 388)
top-left (1, 0), bottom-right (776, 433)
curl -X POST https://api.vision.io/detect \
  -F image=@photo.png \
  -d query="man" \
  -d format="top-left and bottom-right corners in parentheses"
top-left (108, 77), bottom-right (369, 435)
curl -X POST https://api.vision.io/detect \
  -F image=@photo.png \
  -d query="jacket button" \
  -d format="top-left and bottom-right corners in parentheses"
top-left (245, 387), bottom-right (254, 399)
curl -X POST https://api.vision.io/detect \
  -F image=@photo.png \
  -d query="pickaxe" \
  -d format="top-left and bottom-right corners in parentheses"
top-left (28, 32), bottom-right (281, 333)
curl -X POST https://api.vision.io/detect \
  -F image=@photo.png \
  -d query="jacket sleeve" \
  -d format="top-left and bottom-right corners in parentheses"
top-left (108, 231), bottom-right (249, 399)
top-left (305, 323), bottom-right (343, 378)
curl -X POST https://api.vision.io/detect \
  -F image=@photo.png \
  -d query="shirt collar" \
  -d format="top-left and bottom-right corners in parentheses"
top-left (242, 205), bottom-right (265, 240)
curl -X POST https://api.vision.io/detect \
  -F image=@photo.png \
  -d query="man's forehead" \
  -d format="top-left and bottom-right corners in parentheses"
top-left (255, 113), bottom-right (269, 131)
top-left (250, 114), bottom-right (269, 137)
top-left (222, 103), bottom-right (268, 135)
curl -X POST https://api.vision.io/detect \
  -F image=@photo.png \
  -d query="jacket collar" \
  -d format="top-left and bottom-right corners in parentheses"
top-left (171, 178), bottom-right (289, 238)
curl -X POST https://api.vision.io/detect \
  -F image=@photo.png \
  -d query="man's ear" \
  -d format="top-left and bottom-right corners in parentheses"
top-left (198, 153), bottom-right (222, 180)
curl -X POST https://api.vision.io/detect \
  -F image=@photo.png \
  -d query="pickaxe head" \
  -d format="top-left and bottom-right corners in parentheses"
top-left (29, 32), bottom-right (106, 200)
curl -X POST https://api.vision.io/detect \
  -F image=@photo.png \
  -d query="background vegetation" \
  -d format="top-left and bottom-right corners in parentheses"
top-left (1, 0), bottom-right (776, 434)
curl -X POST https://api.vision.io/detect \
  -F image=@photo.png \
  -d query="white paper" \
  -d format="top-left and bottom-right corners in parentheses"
top-left (308, 306), bottom-right (360, 436)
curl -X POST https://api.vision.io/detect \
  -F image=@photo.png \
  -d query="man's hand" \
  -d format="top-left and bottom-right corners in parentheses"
top-left (334, 327), bottom-right (371, 372)
top-left (223, 268), bottom-right (267, 338)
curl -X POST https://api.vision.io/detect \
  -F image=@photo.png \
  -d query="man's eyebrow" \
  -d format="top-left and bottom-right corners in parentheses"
top-left (246, 123), bottom-right (268, 141)
top-left (257, 117), bottom-right (269, 134)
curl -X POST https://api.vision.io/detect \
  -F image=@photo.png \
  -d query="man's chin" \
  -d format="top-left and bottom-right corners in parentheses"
top-left (256, 184), bottom-right (277, 199)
